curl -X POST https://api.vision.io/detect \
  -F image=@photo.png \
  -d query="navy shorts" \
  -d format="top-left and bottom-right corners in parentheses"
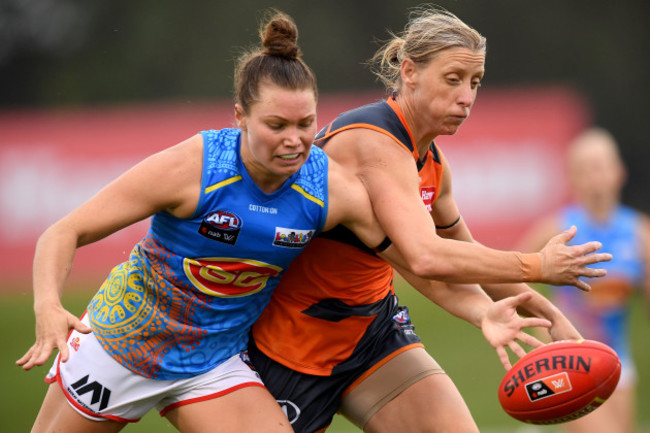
top-left (248, 294), bottom-right (422, 433)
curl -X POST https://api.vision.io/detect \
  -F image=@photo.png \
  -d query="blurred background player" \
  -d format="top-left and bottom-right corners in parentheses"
top-left (520, 127), bottom-right (650, 433)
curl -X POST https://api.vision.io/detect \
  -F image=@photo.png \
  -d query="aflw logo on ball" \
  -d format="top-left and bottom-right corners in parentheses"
top-left (184, 257), bottom-right (282, 297)
top-left (525, 372), bottom-right (572, 402)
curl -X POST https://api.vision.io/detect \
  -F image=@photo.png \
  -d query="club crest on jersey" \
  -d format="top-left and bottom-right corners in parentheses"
top-left (420, 186), bottom-right (436, 211)
top-left (199, 210), bottom-right (242, 245)
top-left (184, 257), bottom-right (282, 297)
top-left (273, 227), bottom-right (314, 248)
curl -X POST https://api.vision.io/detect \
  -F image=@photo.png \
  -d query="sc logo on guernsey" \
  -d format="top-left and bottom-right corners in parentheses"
top-left (184, 257), bottom-right (282, 298)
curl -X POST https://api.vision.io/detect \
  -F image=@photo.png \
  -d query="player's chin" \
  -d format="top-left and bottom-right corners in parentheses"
top-left (438, 125), bottom-right (462, 136)
top-left (439, 120), bottom-right (466, 136)
top-left (274, 154), bottom-right (305, 174)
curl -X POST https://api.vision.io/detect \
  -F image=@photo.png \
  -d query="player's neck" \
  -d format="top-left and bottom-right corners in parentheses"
top-left (581, 197), bottom-right (619, 222)
top-left (393, 93), bottom-right (436, 161)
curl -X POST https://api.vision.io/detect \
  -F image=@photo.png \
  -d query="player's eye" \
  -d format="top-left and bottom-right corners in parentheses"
top-left (268, 122), bottom-right (285, 130)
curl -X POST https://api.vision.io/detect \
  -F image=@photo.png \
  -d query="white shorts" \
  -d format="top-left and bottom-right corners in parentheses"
top-left (46, 316), bottom-right (264, 423)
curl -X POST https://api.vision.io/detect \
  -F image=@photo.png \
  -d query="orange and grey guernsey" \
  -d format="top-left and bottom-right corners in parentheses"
top-left (251, 96), bottom-right (445, 376)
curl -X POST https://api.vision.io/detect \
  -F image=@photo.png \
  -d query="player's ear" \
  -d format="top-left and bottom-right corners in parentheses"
top-left (234, 104), bottom-right (247, 131)
top-left (401, 58), bottom-right (418, 89)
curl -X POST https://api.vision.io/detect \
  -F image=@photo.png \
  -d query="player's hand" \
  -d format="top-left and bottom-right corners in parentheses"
top-left (481, 292), bottom-right (552, 371)
top-left (547, 314), bottom-right (582, 342)
top-left (539, 225), bottom-right (612, 292)
top-left (16, 302), bottom-right (91, 371)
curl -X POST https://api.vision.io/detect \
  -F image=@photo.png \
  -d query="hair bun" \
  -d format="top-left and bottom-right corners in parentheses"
top-left (261, 13), bottom-right (301, 60)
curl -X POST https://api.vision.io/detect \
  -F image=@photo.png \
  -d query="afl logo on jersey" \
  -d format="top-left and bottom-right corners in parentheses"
top-left (392, 307), bottom-right (410, 324)
top-left (184, 257), bottom-right (282, 297)
top-left (199, 210), bottom-right (242, 245)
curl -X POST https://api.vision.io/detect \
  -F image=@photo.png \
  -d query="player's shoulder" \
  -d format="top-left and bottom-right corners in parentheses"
top-left (317, 99), bottom-right (409, 150)
top-left (200, 128), bottom-right (240, 151)
top-left (326, 99), bottom-right (389, 130)
top-left (325, 155), bottom-right (355, 190)
top-left (142, 132), bottom-right (203, 174)
top-left (335, 126), bottom-right (413, 160)
top-left (635, 209), bottom-right (650, 245)
top-left (288, 145), bottom-right (328, 206)
top-left (618, 203), bottom-right (646, 219)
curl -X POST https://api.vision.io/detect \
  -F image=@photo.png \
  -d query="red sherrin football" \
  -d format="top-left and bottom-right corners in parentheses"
top-left (498, 339), bottom-right (621, 425)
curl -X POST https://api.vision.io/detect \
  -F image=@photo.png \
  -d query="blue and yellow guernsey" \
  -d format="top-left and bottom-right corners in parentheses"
top-left (88, 128), bottom-right (328, 380)
top-left (554, 204), bottom-right (645, 365)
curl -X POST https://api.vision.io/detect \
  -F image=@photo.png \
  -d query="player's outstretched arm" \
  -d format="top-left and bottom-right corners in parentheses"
top-left (393, 262), bottom-right (551, 370)
top-left (379, 221), bottom-right (611, 290)
top-left (16, 135), bottom-right (203, 371)
top-left (479, 293), bottom-right (552, 371)
top-left (480, 282), bottom-right (582, 342)
top-left (431, 196), bottom-right (583, 341)
top-left (537, 225), bottom-right (611, 291)
top-left (351, 130), bottom-right (611, 289)
top-left (16, 292), bottom-right (91, 370)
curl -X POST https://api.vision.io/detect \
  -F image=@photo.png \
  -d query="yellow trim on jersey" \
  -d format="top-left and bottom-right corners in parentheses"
top-left (205, 175), bottom-right (243, 194)
top-left (291, 184), bottom-right (325, 207)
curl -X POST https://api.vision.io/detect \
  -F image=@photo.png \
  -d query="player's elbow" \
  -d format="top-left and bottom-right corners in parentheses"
top-left (406, 255), bottom-right (459, 281)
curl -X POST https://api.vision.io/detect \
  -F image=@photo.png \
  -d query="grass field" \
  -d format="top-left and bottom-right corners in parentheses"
top-left (2, 281), bottom-right (648, 432)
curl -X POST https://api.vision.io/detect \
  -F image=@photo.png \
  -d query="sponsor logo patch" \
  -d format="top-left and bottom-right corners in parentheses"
top-left (69, 375), bottom-right (112, 412)
top-left (70, 336), bottom-right (80, 352)
top-left (249, 204), bottom-right (278, 214)
top-left (277, 399), bottom-right (301, 424)
top-left (525, 371), bottom-right (572, 402)
top-left (273, 227), bottom-right (314, 248)
top-left (420, 186), bottom-right (437, 211)
top-left (199, 210), bottom-right (242, 245)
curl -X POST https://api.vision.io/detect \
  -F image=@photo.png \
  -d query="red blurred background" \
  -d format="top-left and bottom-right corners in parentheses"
top-left (0, 87), bottom-right (589, 287)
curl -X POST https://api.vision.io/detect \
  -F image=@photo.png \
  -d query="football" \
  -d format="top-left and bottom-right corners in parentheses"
top-left (498, 339), bottom-right (621, 425)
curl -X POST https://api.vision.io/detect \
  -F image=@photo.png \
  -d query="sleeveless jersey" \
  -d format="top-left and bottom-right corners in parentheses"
top-left (251, 97), bottom-right (444, 375)
top-left (87, 128), bottom-right (328, 380)
top-left (553, 204), bottom-right (645, 360)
